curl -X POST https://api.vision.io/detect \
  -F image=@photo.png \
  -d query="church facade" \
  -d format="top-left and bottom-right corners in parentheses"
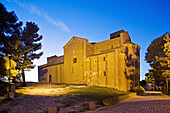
top-left (38, 30), bottom-right (140, 91)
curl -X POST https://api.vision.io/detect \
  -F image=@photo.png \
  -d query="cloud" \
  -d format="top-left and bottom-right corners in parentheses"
top-left (4, 0), bottom-right (12, 2)
top-left (13, 0), bottom-right (26, 9)
top-left (30, 4), bottom-right (42, 16)
top-left (43, 12), bottom-right (71, 33)
top-left (9, 0), bottom-right (71, 33)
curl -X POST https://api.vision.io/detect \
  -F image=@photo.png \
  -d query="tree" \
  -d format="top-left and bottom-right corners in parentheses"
top-left (19, 22), bottom-right (43, 86)
top-left (8, 22), bottom-right (43, 86)
top-left (0, 3), bottom-right (43, 85)
top-left (155, 34), bottom-right (170, 78)
top-left (145, 70), bottom-right (155, 83)
top-left (145, 32), bottom-right (169, 86)
top-left (0, 3), bottom-right (22, 80)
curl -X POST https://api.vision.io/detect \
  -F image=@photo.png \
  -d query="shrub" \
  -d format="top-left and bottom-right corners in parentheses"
top-left (130, 86), bottom-right (145, 95)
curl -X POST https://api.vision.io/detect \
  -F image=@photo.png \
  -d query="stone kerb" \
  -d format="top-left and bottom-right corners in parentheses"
top-left (103, 93), bottom-right (136, 106)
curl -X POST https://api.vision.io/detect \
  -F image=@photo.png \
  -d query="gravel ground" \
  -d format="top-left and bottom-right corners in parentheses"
top-left (0, 84), bottom-right (92, 113)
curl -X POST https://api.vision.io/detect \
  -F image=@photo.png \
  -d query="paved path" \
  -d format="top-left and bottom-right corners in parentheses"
top-left (98, 91), bottom-right (170, 113)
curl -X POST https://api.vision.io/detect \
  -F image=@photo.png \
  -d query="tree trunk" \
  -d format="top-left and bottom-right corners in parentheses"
top-left (22, 69), bottom-right (26, 86)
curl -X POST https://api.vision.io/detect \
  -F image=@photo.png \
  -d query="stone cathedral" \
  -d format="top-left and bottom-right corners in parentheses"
top-left (38, 30), bottom-right (140, 91)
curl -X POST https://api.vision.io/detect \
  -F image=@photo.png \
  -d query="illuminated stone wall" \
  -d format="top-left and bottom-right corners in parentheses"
top-left (85, 48), bottom-right (137, 91)
top-left (38, 30), bottom-right (140, 91)
top-left (93, 38), bottom-right (121, 54)
top-left (86, 42), bottom-right (94, 57)
top-left (64, 37), bottom-right (87, 84)
top-left (47, 55), bottom-right (64, 65)
top-left (38, 55), bottom-right (64, 84)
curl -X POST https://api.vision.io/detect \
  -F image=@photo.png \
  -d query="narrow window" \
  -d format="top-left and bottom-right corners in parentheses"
top-left (103, 57), bottom-right (105, 61)
top-left (73, 58), bottom-right (77, 63)
top-left (49, 74), bottom-right (52, 83)
top-left (104, 71), bottom-right (106, 76)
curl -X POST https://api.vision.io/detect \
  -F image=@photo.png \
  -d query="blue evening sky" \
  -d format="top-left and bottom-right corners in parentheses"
top-left (1, 0), bottom-right (170, 82)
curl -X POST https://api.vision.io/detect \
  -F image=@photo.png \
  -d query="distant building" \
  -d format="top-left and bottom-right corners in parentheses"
top-left (38, 30), bottom-right (140, 91)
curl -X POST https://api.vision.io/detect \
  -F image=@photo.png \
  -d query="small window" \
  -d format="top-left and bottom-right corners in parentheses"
top-left (103, 57), bottom-right (105, 61)
top-left (111, 45), bottom-right (113, 49)
top-left (94, 60), bottom-right (97, 63)
top-left (73, 58), bottom-right (77, 63)
top-left (104, 71), bottom-right (106, 76)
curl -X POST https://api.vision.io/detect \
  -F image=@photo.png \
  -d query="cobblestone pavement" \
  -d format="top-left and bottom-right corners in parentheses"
top-left (98, 91), bottom-right (170, 113)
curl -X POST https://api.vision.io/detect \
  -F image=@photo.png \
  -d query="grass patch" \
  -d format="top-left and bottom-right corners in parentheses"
top-left (67, 86), bottom-right (131, 101)
top-left (15, 84), bottom-right (131, 103)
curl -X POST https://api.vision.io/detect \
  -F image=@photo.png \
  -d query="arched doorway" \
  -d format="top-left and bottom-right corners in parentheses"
top-left (49, 74), bottom-right (52, 83)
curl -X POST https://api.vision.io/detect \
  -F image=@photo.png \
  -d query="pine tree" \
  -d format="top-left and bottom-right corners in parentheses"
top-left (0, 3), bottom-right (43, 85)
top-left (0, 3), bottom-right (22, 80)
top-left (20, 22), bottom-right (43, 86)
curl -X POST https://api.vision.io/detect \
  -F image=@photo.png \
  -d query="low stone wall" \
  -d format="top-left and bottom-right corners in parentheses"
top-left (103, 93), bottom-right (136, 106)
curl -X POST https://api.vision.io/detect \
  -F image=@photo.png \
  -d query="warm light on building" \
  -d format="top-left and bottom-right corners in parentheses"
top-left (38, 30), bottom-right (140, 91)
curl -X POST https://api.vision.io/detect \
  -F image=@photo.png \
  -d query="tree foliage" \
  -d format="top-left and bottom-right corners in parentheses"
top-left (21, 22), bottom-right (43, 69)
top-left (19, 22), bottom-right (43, 85)
top-left (0, 3), bottom-right (22, 81)
top-left (4, 55), bottom-right (22, 77)
top-left (145, 72), bottom-right (153, 83)
top-left (145, 33), bottom-right (170, 85)
top-left (155, 34), bottom-right (170, 79)
top-left (0, 3), bottom-right (43, 83)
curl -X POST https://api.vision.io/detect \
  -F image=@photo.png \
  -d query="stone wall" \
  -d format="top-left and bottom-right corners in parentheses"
top-left (38, 64), bottom-right (48, 83)
top-left (86, 42), bottom-right (94, 57)
top-left (47, 55), bottom-right (64, 65)
top-left (38, 63), bottom-right (64, 84)
top-left (64, 37), bottom-right (86, 84)
top-left (93, 38), bottom-right (121, 55)
top-left (85, 48), bottom-right (131, 91)
top-left (46, 64), bottom-right (64, 83)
